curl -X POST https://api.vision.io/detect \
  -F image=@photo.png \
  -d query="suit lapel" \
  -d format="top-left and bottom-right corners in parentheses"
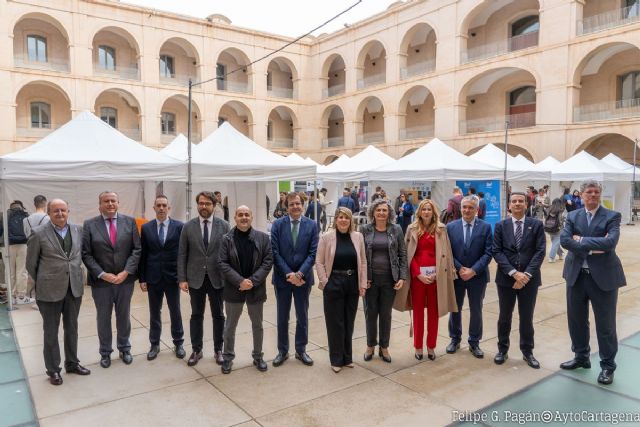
top-left (587, 207), bottom-right (605, 234)
top-left (70, 224), bottom-right (82, 256)
top-left (164, 219), bottom-right (175, 244)
top-left (95, 216), bottom-right (112, 249)
top-left (44, 224), bottom-right (67, 258)
top-left (504, 218), bottom-right (515, 249)
top-left (149, 219), bottom-right (161, 246)
top-left (283, 216), bottom-right (293, 249)
top-left (194, 218), bottom-right (207, 253)
top-left (115, 216), bottom-right (128, 250)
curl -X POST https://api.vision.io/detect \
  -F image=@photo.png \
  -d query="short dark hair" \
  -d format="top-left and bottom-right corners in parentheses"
top-left (344, 187), bottom-right (351, 192)
top-left (33, 195), bottom-right (47, 208)
top-left (478, 192), bottom-right (484, 198)
top-left (195, 191), bottom-right (216, 204)
top-left (509, 192), bottom-right (527, 202)
top-left (98, 191), bottom-right (118, 202)
top-left (154, 194), bottom-right (169, 203)
top-left (214, 191), bottom-right (221, 196)
top-left (284, 191), bottom-right (301, 208)
top-left (469, 187), bottom-right (476, 194)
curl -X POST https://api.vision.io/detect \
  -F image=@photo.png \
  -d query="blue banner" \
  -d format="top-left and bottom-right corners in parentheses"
top-left (456, 180), bottom-right (502, 230)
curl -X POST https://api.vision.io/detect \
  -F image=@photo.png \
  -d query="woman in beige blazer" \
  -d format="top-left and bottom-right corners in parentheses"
top-left (394, 199), bottom-right (457, 360)
top-left (316, 207), bottom-right (367, 372)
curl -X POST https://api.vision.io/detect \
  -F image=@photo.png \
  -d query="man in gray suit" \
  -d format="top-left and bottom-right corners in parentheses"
top-left (82, 191), bottom-right (141, 368)
top-left (178, 191), bottom-right (230, 366)
top-left (560, 180), bottom-right (626, 385)
top-left (26, 199), bottom-right (90, 386)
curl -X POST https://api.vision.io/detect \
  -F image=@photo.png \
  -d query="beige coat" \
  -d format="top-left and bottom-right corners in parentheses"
top-left (393, 222), bottom-right (458, 317)
top-left (315, 230), bottom-right (368, 291)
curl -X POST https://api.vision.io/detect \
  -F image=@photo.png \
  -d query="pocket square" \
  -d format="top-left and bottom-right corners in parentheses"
top-left (527, 226), bottom-right (532, 230)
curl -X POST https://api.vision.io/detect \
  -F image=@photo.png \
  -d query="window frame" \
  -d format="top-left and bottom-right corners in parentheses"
top-left (100, 106), bottom-right (118, 128)
top-left (98, 45), bottom-right (116, 71)
top-left (161, 112), bottom-right (176, 135)
top-left (27, 35), bottom-right (47, 63)
top-left (30, 102), bottom-right (51, 128)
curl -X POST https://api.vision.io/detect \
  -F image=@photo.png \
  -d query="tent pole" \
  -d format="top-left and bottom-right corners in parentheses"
top-left (1, 184), bottom-right (15, 311)
top-left (628, 138), bottom-right (638, 226)
top-left (186, 79), bottom-right (193, 220)
top-left (314, 180), bottom-right (319, 232)
top-left (503, 121), bottom-right (510, 218)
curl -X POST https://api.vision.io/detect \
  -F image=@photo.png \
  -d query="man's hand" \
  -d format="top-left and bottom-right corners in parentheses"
top-left (139, 282), bottom-right (148, 292)
top-left (512, 281), bottom-right (525, 290)
top-left (239, 278), bottom-right (253, 291)
top-left (287, 272), bottom-right (305, 287)
top-left (573, 235), bottom-right (581, 242)
top-left (393, 279), bottom-right (404, 290)
top-left (366, 280), bottom-right (372, 289)
top-left (513, 272), bottom-right (529, 285)
top-left (112, 271), bottom-right (129, 285)
top-left (179, 282), bottom-right (189, 293)
top-left (359, 287), bottom-right (366, 297)
top-left (459, 267), bottom-right (476, 282)
top-left (102, 273), bottom-right (117, 284)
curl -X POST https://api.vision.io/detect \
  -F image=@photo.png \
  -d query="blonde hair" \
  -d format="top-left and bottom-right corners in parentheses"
top-left (411, 199), bottom-right (440, 238)
top-left (331, 207), bottom-right (355, 233)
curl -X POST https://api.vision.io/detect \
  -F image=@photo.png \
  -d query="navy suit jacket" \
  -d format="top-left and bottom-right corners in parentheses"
top-left (560, 206), bottom-right (626, 291)
top-left (493, 216), bottom-right (546, 287)
top-left (446, 218), bottom-right (493, 285)
top-left (139, 218), bottom-right (184, 285)
top-left (270, 215), bottom-right (318, 288)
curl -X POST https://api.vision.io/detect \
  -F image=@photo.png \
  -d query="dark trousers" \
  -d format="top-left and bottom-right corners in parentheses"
top-left (567, 271), bottom-right (618, 370)
top-left (323, 273), bottom-right (359, 367)
top-left (223, 301), bottom-right (264, 361)
top-left (38, 287), bottom-right (82, 374)
top-left (148, 278), bottom-right (184, 346)
top-left (189, 275), bottom-right (224, 353)
top-left (448, 280), bottom-right (487, 345)
top-left (274, 282), bottom-right (311, 354)
top-left (92, 281), bottom-right (134, 356)
top-left (496, 283), bottom-right (538, 355)
top-left (363, 271), bottom-right (395, 348)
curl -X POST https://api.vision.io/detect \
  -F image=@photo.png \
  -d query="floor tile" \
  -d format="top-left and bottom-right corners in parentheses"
top-left (0, 351), bottom-right (26, 384)
top-left (0, 380), bottom-right (36, 426)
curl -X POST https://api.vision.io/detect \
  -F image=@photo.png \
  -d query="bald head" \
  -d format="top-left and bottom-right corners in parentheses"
top-left (234, 205), bottom-right (253, 231)
top-left (47, 199), bottom-right (69, 228)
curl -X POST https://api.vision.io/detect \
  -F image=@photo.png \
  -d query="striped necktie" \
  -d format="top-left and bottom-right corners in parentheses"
top-left (515, 220), bottom-right (523, 249)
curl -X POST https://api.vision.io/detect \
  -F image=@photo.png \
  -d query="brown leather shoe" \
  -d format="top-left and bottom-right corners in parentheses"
top-left (187, 351), bottom-right (203, 366)
top-left (214, 350), bottom-right (224, 365)
top-left (65, 365), bottom-right (91, 375)
top-left (48, 372), bottom-right (63, 386)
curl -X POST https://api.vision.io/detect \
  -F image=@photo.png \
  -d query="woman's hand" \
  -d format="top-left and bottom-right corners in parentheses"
top-left (359, 287), bottom-right (366, 297)
top-left (393, 279), bottom-right (404, 290)
top-left (366, 280), bottom-right (372, 289)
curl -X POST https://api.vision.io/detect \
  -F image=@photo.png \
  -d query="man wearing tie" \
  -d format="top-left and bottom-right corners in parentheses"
top-left (560, 180), bottom-right (626, 385)
top-left (139, 195), bottom-right (185, 361)
top-left (270, 192), bottom-right (319, 367)
top-left (83, 191), bottom-right (141, 368)
top-left (178, 191), bottom-right (230, 366)
top-left (492, 192), bottom-right (545, 369)
top-left (446, 195), bottom-right (493, 358)
top-left (27, 199), bottom-right (90, 385)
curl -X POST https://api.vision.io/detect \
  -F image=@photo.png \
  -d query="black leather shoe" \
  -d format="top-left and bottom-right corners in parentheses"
top-left (295, 352), bottom-right (314, 366)
top-left (597, 369), bottom-right (614, 385)
top-left (523, 354), bottom-right (540, 369)
top-left (378, 348), bottom-right (392, 363)
top-left (187, 351), bottom-right (203, 366)
top-left (175, 345), bottom-right (186, 359)
top-left (272, 352), bottom-right (289, 367)
top-left (119, 351), bottom-right (133, 365)
top-left (559, 358), bottom-right (591, 370)
top-left (415, 352), bottom-right (424, 360)
top-left (214, 350), bottom-right (224, 365)
top-left (494, 352), bottom-right (508, 365)
top-left (253, 358), bottom-right (268, 372)
top-left (469, 344), bottom-right (484, 359)
top-left (48, 372), bottom-right (63, 386)
top-left (363, 348), bottom-right (374, 361)
top-left (147, 345), bottom-right (160, 361)
top-left (65, 364), bottom-right (91, 375)
top-left (221, 360), bottom-right (233, 374)
top-left (446, 341), bottom-right (460, 354)
top-left (100, 355), bottom-right (111, 368)
top-left (427, 349), bottom-right (436, 361)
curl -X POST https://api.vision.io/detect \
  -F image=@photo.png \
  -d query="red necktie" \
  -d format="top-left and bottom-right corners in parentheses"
top-left (109, 218), bottom-right (117, 247)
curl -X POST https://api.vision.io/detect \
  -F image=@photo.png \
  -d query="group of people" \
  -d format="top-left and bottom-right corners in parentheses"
top-left (24, 179), bottom-right (625, 388)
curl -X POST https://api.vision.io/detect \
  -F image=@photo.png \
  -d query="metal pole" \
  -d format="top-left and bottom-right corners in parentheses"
top-left (628, 138), bottom-right (638, 225)
top-left (503, 121), bottom-right (510, 218)
top-left (1, 185), bottom-right (15, 311)
top-left (186, 79), bottom-right (193, 220)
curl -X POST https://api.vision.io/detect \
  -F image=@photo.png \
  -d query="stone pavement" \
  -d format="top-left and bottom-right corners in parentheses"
top-left (6, 225), bottom-right (640, 427)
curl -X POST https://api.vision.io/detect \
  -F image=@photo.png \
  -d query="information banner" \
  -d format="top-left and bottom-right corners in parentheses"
top-left (456, 180), bottom-right (502, 230)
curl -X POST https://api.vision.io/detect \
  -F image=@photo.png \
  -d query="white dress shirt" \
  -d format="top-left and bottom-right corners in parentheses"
top-left (199, 215), bottom-right (213, 242)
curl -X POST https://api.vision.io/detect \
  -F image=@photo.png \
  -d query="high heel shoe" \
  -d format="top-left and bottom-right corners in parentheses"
top-left (363, 347), bottom-right (374, 362)
top-left (379, 347), bottom-right (392, 363)
top-left (427, 348), bottom-right (436, 361)
top-left (415, 350), bottom-right (424, 361)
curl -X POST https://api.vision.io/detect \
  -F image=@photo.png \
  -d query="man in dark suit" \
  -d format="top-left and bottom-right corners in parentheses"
top-left (139, 195), bottom-right (185, 361)
top-left (271, 192), bottom-right (319, 367)
top-left (82, 191), bottom-right (141, 368)
top-left (559, 180), bottom-right (626, 385)
top-left (492, 192), bottom-right (546, 369)
top-left (178, 191), bottom-right (230, 366)
top-left (26, 199), bottom-right (90, 385)
top-left (446, 195), bottom-right (493, 358)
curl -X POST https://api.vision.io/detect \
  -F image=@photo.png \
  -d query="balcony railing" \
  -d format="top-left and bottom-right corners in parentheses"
top-left (400, 59), bottom-right (436, 80)
top-left (574, 98), bottom-right (640, 122)
top-left (217, 80), bottom-right (252, 94)
top-left (461, 30), bottom-right (539, 63)
top-left (160, 74), bottom-right (195, 87)
top-left (357, 73), bottom-right (386, 90)
top-left (16, 125), bottom-right (61, 138)
top-left (14, 54), bottom-right (69, 72)
top-left (578, 4), bottom-right (640, 35)
top-left (322, 136), bottom-right (344, 148)
top-left (356, 131), bottom-right (384, 145)
top-left (459, 112), bottom-right (536, 134)
top-left (267, 86), bottom-right (295, 99)
top-left (322, 84), bottom-right (345, 99)
top-left (120, 128), bottom-right (142, 141)
top-left (268, 138), bottom-right (297, 149)
top-left (399, 125), bottom-right (434, 140)
top-left (93, 64), bottom-right (140, 80)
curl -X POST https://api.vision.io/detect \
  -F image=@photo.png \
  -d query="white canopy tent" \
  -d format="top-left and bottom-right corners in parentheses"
top-left (318, 145), bottom-right (394, 181)
top-left (468, 144), bottom-right (550, 180)
top-left (533, 156), bottom-right (561, 172)
top-left (160, 134), bottom-right (196, 161)
top-left (285, 153), bottom-right (316, 166)
top-left (601, 153), bottom-right (640, 176)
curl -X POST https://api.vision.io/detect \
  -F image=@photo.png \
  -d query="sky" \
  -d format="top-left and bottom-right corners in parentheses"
top-left (122, 0), bottom-right (400, 37)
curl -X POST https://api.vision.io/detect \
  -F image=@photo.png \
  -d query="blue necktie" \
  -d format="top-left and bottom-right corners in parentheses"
top-left (158, 222), bottom-right (165, 246)
top-left (515, 220), bottom-right (523, 249)
top-left (587, 211), bottom-right (593, 227)
top-left (203, 220), bottom-right (209, 249)
top-left (464, 223), bottom-right (471, 248)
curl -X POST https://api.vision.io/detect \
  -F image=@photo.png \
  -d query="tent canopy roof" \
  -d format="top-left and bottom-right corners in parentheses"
top-left (319, 145), bottom-right (394, 181)
top-left (160, 134), bottom-right (196, 161)
top-left (551, 151), bottom-right (631, 181)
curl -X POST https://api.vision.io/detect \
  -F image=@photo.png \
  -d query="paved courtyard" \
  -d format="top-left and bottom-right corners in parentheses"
top-left (5, 225), bottom-right (640, 426)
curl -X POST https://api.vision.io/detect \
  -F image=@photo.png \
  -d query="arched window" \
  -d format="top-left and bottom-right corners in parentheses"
top-left (98, 45), bottom-right (116, 70)
top-left (618, 71), bottom-right (640, 103)
top-left (27, 35), bottom-right (47, 62)
top-left (30, 102), bottom-right (50, 128)
top-left (100, 107), bottom-right (117, 128)
top-left (161, 112), bottom-right (176, 134)
top-left (511, 15), bottom-right (540, 36)
top-left (508, 86), bottom-right (536, 128)
top-left (160, 55), bottom-right (175, 78)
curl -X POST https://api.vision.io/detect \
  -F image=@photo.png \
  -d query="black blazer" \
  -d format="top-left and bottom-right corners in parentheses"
top-left (446, 218), bottom-right (493, 285)
top-left (139, 218), bottom-right (184, 285)
top-left (492, 216), bottom-right (546, 287)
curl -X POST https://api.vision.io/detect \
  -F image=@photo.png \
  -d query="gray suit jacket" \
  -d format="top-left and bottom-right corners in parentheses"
top-left (178, 216), bottom-right (230, 289)
top-left (82, 214), bottom-right (141, 288)
top-left (26, 222), bottom-right (84, 302)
